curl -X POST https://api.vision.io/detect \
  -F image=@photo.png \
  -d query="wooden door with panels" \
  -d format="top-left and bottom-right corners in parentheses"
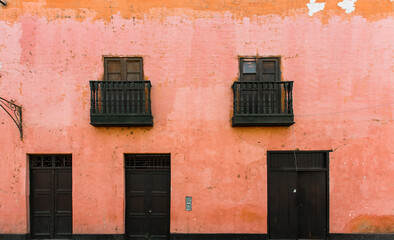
top-left (125, 154), bottom-right (171, 240)
top-left (30, 155), bottom-right (72, 239)
top-left (267, 151), bottom-right (329, 240)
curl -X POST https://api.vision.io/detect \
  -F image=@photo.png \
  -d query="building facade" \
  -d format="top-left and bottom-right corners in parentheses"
top-left (0, 0), bottom-right (393, 239)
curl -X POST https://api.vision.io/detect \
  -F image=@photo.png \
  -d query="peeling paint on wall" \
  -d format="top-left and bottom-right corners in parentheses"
top-left (0, 0), bottom-right (393, 22)
top-left (306, 0), bottom-right (326, 16)
top-left (338, 0), bottom-right (357, 13)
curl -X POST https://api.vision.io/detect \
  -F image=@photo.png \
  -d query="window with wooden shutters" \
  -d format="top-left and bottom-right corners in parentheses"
top-left (89, 57), bottom-right (153, 126)
top-left (104, 57), bottom-right (143, 81)
top-left (240, 58), bottom-right (280, 82)
top-left (232, 57), bottom-right (294, 126)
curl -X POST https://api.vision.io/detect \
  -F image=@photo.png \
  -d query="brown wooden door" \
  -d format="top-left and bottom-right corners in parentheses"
top-left (125, 154), bottom-right (170, 240)
top-left (30, 155), bottom-right (72, 239)
top-left (268, 152), bottom-right (329, 240)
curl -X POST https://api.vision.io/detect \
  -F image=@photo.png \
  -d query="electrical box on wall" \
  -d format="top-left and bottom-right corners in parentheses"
top-left (185, 196), bottom-right (192, 211)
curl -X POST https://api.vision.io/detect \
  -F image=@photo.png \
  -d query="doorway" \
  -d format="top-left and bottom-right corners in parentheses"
top-left (29, 154), bottom-right (72, 239)
top-left (267, 151), bottom-right (329, 239)
top-left (125, 154), bottom-right (170, 240)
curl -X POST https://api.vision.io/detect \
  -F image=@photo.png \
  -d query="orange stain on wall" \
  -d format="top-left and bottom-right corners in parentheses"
top-left (0, 0), bottom-right (393, 22)
top-left (345, 215), bottom-right (394, 233)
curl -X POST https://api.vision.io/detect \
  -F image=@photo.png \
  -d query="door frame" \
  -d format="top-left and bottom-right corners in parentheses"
top-left (267, 150), bottom-right (331, 240)
top-left (124, 153), bottom-right (171, 240)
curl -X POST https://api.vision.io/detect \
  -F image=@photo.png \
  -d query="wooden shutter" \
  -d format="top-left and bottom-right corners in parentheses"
top-left (104, 57), bottom-right (143, 81)
top-left (259, 58), bottom-right (280, 82)
top-left (105, 58), bottom-right (122, 80)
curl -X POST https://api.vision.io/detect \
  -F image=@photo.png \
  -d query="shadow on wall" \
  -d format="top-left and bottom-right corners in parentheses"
top-left (346, 215), bottom-right (394, 233)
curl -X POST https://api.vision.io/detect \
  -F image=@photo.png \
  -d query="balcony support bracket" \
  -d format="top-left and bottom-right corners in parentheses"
top-left (0, 97), bottom-right (22, 140)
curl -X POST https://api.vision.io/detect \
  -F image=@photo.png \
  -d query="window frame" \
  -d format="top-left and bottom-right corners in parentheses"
top-left (239, 57), bottom-right (281, 82)
top-left (103, 56), bottom-right (144, 81)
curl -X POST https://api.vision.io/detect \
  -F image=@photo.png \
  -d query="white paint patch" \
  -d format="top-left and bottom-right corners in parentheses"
top-left (307, 0), bottom-right (326, 16)
top-left (338, 0), bottom-right (357, 13)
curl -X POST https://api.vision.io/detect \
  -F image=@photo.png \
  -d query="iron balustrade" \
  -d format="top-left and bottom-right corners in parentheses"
top-left (232, 81), bottom-right (294, 126)
top-left (89, 81), bottom-right (153, 126)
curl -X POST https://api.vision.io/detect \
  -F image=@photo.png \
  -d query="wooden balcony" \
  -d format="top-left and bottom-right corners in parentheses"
top-left (232, 81), bottom-right (294, 127)
top-left (89, 81), bottom-right (153, 126)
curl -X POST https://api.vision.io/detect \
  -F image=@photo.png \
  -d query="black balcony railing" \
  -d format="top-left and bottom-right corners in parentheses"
top-left (89, 81), bottom-right (153, 126)
top-left (232, 81), bottom-right (294, 126)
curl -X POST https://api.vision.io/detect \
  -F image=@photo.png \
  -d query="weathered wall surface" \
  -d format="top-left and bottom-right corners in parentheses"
top-left (0, 0), bottom-right (393, 235)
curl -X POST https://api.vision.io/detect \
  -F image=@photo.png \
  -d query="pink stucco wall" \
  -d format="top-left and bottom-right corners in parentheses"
top-left (0, 0), bottom-right (393, 235)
